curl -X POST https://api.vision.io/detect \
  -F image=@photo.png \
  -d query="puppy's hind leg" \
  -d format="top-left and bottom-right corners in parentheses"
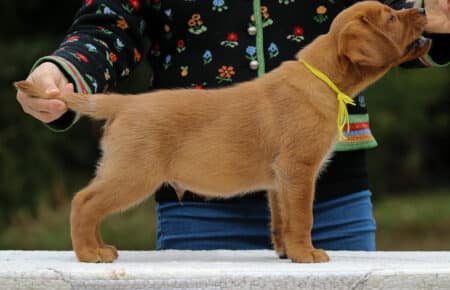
top-left (268, 191), bottom-right (287, 259)
top-left (71, 159), bottom-right (163, 263)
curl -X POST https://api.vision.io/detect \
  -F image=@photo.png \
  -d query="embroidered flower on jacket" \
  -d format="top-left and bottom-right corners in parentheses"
top-left (203, 50), bottom-right (213, 64)
top-left (176, 40), bottom-right (186, 53)
top-left (250, 6), bottom-right (273, 28)
top-left (278, 0), bottom-right (295, 5)
top-left (164, 9), bottom-right (174, 20)
top-left (134, 48), bottom-right (142, 62)
top-left (245, 46), bottom-right (257, 61)
top-left (128, 0), bottom-right (141, 10)
top-left (122, 1), bottom-right (140, 14)
top-left (180, 66), bottom-right (189, 77)
top-left (94, 37), bottom-right (110, 48)
top-left (188, 14), bottom-right (208, 35)
top-left (314, 6), bottom-right (329, 23)
top-left (85, 74), bottom-right (98, 93)
top-left (97, 4), bottom-right (117, 15)
top-left (117, 19), bottom-right (129, 30)
top-left (221, 32), bottom-right (239, 48)
top-left (66, 35), bottom-right (80, 43)
top-left (287, 25), bottom-right (305, 42)
top-left (85, 0), bottom-right (93, 6)
top-left (115, 38), bottom-right (125, 51)
top-left (104, 68), bottom-right (111, 81)
top-left (192, 82), bottom-right (208, 89)
top-left (163, 55), bottom-right (172, 70)
top-left (121, 68), bottom-right (130, 77)
top-left (152, 0), bottom-right (161, 10)
top-left (267, 42), bottom-right (279, 58)
top-left (216, 65), bottom-right (235, 83)
top-left (85, 43), bottom-right (98, 53)
top-left (212, 0), bottom-right (228, 12)
top-left (150, 43), bottom-right (160, 56)
top-left (73, 52), bottom-right (89, 63)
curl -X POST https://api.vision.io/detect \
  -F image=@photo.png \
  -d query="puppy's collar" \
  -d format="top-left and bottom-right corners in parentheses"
top-left (299, 59), bottom-right (356, 140)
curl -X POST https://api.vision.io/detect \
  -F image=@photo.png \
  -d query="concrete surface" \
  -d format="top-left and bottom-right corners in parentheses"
top-left (0, 250), bottom-right (450, 289)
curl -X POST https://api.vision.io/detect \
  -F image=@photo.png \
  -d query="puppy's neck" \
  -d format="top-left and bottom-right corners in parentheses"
top-left (296, 34), bottom-right (383, 99)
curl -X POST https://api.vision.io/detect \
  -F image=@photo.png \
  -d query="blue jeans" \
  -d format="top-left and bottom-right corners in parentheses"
top-left (156, 190), bottom-right (376, 251)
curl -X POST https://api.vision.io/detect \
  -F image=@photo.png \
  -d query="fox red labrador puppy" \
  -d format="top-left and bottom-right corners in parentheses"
top-left (16, 1), bottom-right (430, 263)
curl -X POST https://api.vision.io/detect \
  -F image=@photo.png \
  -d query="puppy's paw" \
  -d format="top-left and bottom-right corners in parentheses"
top-left (76, 246), bottom-right (118, 263)
top-left (101, 245), bottom-right (119, 260)
top-left (288, 248), bottom-right (330, 263)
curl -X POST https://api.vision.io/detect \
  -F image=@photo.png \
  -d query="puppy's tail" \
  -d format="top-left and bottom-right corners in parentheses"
top-left (14, 80), bottom-right (124, 120)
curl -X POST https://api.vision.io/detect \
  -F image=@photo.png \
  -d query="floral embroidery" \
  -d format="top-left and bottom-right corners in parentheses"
top-left (128, 0), bottom-right (141, 11)
top-left (176, 40), bottom-right (186, 53)
top-left (221, 32), bottom-right (239, 48)
top-left (104, 68), bottom-right (111, 81)
top-left (96, 26), bottom-right (114, 35)
top-left (287, 26), bottom-right (305, 42)
top-left (164, 9), bottom-right (174, 21)
top-left (164, 24), bottom-right (173, 39)
top-left (122, 0), bottom-right (141, 14)
top-left (85, 74), bottom-right (98, 92)
top-left (268, 42), bottom-right (279, 58)
top-left (180, 65), bottom-right (189, 77)
top-left (203, 50), bottom-right (213, 64)
top-left (150, 43), bottom-right (160, 56)
top-left (117, 18), bottom-right (129, 30)
top-left (106, 51), bottom-right (113, 66)
top-left (134, 48), bottom-right (142, 62)
top-left (73, 52), bottom-right (89, 63)
top-left (278, 0), bottom-right (295, 4)
top-left (245, 46), bottom-right (257, 61)
top-left (216, 65), bottom-right (235, 83)
top-left (188, 14), bottom-right (208, 35)
top-left (96, 4), bottom-right (117, 15)
top-left (163, 55), bottom-right (172, 70)
top-left (121, 68), bottom-right (130, 77)
top-left (314, 6), bottom-right (328, 23)
top-left (66, 35), bottom-right (80, 43)
top-left (358, 96), bottom-right (366, 108)
top-left (152, 0), bottom-right (161, 10)
top-left (85, 0), bottom-right (93, 6)
top-left (115, 38), bottom-right (125, 51)
top-left (212, 0), bottom-right (228, 12)
top-left (85, 43), bottom-right (98, 53)
top-left (250, 6), bottom-right (273, 28)
top-left (93, 37), bottom-right (109, 48)
top-left (192, 82), bottom-right (208, 89)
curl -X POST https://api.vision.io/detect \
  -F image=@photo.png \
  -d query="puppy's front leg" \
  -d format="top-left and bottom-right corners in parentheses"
top-left (273, 158), bottom-right (329, 263)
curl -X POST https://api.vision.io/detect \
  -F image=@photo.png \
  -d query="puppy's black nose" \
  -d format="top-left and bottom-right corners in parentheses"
top-left (418, 7), bottom-right (426, 16)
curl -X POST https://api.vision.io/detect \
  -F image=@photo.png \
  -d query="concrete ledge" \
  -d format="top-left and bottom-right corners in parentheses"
top-left (1, 250), bottom-right (450, 289)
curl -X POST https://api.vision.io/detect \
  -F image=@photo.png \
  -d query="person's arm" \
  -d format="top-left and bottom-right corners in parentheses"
top-left (25, 0), bottom-right (147, 132)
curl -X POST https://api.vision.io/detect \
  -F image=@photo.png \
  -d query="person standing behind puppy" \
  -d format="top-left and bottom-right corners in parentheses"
top-left (16, 0), bottom-right (449, 251)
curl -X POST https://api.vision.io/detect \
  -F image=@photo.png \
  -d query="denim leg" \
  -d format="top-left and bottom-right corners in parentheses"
top-left (156, 190), bottom-right (376, 251)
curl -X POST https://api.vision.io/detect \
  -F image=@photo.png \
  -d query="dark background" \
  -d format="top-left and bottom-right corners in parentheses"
top-left (0, 0), bottom-right (449, 250)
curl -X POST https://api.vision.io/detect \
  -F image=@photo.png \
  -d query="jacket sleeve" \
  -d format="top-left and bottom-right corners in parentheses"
top-left (32, 0), bottom-right (147, 132)
top-left (345, 0), bottom-right (449, 68)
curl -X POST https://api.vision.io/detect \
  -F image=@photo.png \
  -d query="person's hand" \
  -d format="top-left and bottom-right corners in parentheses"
top-left (423, 0), bottom-right (450, 33)
top-left (16, 62), bottom-right (73, 123)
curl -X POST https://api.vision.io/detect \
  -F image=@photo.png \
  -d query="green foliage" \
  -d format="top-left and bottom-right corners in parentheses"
top-left (365, 67), bottom-right (450, 192)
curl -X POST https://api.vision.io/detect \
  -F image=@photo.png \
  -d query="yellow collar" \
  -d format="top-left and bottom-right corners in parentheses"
top-left (299, 59), bottom-right (356, 140)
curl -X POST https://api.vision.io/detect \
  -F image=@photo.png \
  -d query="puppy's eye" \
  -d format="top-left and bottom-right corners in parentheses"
top-left (388, 14), bottom-right (396, 22)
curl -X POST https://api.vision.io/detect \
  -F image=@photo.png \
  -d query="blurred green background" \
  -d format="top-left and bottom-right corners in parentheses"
top-left (0, 1), bottom-right (449, 251)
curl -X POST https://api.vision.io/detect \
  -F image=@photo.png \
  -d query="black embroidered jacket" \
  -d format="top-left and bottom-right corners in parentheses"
top-left (34, 0), bottom-right (449, 201)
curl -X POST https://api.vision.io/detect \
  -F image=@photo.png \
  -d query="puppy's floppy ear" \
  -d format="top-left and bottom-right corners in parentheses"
top-left (337, 17), bottom-right (401, 67)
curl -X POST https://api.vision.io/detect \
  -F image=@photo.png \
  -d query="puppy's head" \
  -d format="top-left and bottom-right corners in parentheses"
top-left (331, 1), bottom-right (430, 68)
